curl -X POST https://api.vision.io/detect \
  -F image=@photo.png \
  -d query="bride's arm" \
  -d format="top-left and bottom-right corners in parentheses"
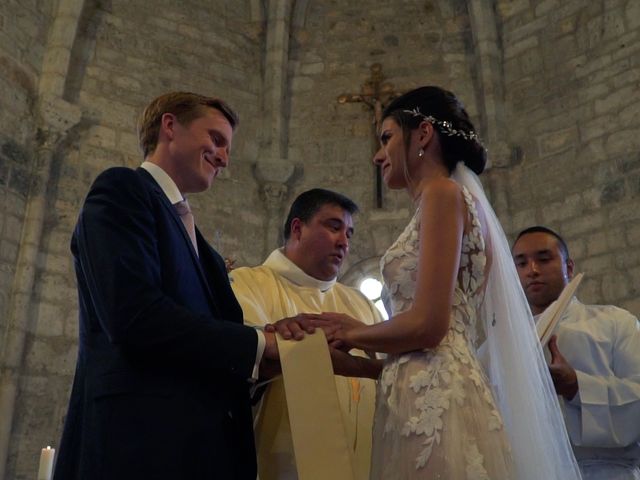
top-left (341, 179), bottom-right (465, 354)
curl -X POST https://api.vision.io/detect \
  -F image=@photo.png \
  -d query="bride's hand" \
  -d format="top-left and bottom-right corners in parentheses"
top-left (309, 312), bottom-right (365, 348)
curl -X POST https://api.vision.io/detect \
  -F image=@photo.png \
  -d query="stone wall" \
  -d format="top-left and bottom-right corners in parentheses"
top-left (0, 1), bottom-right (54, 476)
top-left (2, 1), bottom-right (264, 477)
top-left (1, 0), bottom-right (639, 477)
top-left (286, 0), bottom-right (482, 275)
top-left (0, 0), bottom-right (53, 362)
top-left (498, 0), bottom-right (640, 313)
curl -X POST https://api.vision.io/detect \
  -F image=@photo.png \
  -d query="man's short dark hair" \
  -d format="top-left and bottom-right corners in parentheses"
top-left (514, 226), bottom-right (570, 260)
top-left (283, 189), bottom-right (359, 241)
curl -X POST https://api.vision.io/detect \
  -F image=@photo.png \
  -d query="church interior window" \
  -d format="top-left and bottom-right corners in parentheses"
top-left (359, 277), bottom-right (388, 320)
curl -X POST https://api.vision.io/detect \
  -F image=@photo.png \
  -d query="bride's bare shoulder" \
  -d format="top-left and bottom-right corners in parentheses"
top-left (418, 177), bottom-right (464, 209)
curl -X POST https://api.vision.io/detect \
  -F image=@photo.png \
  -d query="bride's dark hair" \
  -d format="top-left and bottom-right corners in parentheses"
top-left (382, 86), bottom-right (487, 175)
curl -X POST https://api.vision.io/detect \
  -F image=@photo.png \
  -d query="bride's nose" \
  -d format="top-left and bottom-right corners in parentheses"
top-left (373, 147), bottom-right (385, 165)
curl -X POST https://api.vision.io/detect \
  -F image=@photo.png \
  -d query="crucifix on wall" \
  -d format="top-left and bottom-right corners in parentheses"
top-left (337, 63), bottom-right (402, 209)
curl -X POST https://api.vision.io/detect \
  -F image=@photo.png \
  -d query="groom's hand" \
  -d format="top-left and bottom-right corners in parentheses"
top-left (266, 314), bottom-right (318, 341)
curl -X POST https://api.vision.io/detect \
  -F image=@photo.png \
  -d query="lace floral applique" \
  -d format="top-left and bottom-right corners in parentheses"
top-left (464, 440), bottom-right (490, 480)
top-left (402, 348), bottom-right (468, 470)
top-left (378, 185), bottom-right (504, 473)
top-left (380, 208), bottom-right (420, 316)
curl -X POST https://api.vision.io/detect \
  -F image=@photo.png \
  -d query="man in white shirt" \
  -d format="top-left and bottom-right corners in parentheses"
top-left (512, 225), bottom-right (640, 480)
top-left (231, 188), bottom-right (383, 480)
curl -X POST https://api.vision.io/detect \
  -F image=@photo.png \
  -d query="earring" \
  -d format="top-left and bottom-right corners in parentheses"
top-left (418, 148), bottom-right (424, 157)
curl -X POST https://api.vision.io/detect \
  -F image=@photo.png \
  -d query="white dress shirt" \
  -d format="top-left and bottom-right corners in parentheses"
top-left (546, 298), bottom-right (640, 479)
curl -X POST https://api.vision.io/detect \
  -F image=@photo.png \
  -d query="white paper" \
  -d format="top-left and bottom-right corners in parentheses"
top-left (536, 273), bottom-right (584, 346)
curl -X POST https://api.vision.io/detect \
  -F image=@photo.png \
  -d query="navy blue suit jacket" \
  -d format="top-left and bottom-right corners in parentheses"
top-left (54, 167), bottom-right (258, 479)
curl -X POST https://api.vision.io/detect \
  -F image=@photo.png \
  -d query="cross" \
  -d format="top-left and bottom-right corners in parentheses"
top-left (337, 63), bottom-right (402, 208)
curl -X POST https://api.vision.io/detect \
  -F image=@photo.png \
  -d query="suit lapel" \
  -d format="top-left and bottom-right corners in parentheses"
top-left (197, 233), bottom-right (243, 322)
top-left (137, 168), bottom-right (221, 318)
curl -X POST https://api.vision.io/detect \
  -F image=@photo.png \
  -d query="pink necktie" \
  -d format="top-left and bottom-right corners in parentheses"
top-left (174, 199), bottom-right (199, 256)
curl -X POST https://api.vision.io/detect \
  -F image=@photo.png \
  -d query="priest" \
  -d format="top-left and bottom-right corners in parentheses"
top-left (231, 188), bottom-right (382, 480)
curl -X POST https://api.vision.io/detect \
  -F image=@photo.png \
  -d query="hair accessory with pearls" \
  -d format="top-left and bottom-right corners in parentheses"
top-left (403, 107), bottom-right (481, 143)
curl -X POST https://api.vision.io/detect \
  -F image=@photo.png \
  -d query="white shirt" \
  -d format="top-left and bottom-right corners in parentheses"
top-left (546, 298), bottom-right (640, 475)
top-left (140, 161), bottom-right (265, 380)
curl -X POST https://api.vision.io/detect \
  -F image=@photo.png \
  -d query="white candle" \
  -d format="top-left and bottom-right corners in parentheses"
top-left (37, 446), bottom-right (55, 480)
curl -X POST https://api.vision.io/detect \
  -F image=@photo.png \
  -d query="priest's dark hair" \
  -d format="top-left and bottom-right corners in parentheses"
top-left (283, 188), bottom-right (359, 242)
top-left (514, 225), bottom-right (571, 261)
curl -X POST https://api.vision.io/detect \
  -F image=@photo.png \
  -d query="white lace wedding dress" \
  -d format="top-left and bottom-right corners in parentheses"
top-left (371, 186), bottom-right (515, 479)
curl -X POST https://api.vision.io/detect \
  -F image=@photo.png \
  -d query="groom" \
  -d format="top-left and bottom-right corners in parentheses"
top-left (54, 92), bottom-right (278, 480)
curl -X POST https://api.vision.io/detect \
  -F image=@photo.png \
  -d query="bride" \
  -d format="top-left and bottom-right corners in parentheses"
top-left (309, 86), bottom-right (581, 479)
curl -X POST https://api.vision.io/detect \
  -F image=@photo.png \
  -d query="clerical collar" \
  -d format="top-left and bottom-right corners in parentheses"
top-left (264, 248), bottom-right (336, 292)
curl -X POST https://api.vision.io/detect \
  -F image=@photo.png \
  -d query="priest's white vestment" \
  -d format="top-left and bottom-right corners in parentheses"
top-left (231, 249), bottom-right (382, 480)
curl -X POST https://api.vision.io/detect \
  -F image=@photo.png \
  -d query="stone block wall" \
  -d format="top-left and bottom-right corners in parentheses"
top-left (2, 0), bottom-right (639, 477)
top-left (0, 2), bottom-right (53, 475)
top-left (3, 1), bottom-right (265, 477)
top-left (286, 0), bottom-right (482, 275)
top-left (498, 0), bottom-right (640, 313)
top-left (0, 0), bottom-right (53, 356)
